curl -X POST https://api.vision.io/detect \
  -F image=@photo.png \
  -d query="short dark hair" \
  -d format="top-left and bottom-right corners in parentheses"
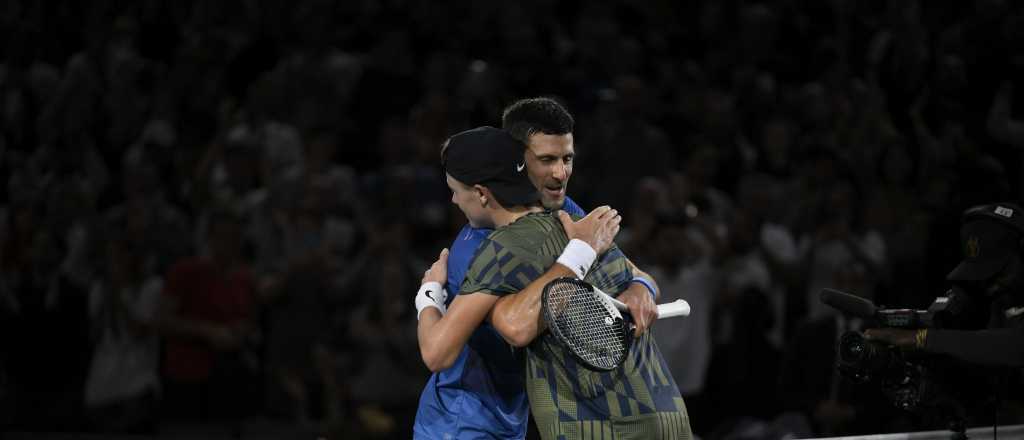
top-left (501, 97), bottom-right (574, 145)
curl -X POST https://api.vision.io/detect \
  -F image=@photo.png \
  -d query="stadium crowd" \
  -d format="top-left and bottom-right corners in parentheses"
top-left (1, 0), bottom-right (1022, 438)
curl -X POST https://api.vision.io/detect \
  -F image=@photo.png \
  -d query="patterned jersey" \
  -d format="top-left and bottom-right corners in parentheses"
top-left (461, 212), bottom-right (692, 440)
top-left (413, 198), bottom-right (585, 439)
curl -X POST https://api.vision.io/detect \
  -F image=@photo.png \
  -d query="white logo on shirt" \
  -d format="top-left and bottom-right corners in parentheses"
top-left (516, 162), bottom-right (525, 172)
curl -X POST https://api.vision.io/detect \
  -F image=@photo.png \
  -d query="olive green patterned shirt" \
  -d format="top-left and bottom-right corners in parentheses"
top-left (461, 212), bottom-right (692, 440)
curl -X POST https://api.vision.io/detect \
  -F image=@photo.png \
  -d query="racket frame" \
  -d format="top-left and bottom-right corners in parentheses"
top-left (541, 277), bottom-right (632, 372)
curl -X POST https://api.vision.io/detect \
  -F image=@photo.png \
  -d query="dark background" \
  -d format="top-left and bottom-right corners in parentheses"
top-left (1, 0), bottom-right (1023, 438)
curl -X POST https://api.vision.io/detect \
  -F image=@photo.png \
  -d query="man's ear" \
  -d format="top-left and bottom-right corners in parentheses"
top-left (473, 184), bottom-right (489, 207)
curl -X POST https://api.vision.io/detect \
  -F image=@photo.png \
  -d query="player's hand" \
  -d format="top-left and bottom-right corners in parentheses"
top-left (417, 249), bottom-right (449, 319)
top-left (421, 248), bottom-right (448, 285)
top-left (863, 327), bottom-right (915, 348)
top-left (558, 206), bottom-right (621, 255)
top-left (617, 283), bottom-right (658, 336)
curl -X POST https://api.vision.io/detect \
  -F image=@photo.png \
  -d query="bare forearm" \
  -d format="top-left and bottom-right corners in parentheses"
top-left (417, 295), bottom-right (494, 372)
top-left (490, 263), bottom-right (574, 347)
top-left (628, 261), bottom-right (659, 301)
top-left (417, 308), bottom-right (458, 372)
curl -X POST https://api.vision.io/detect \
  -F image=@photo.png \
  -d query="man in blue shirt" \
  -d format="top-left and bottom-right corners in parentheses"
top-left (413, 98), bottom-right (663, 439)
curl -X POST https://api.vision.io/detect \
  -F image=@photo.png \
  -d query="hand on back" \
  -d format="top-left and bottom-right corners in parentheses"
top-left (558, 205), bottom-right (621, 254)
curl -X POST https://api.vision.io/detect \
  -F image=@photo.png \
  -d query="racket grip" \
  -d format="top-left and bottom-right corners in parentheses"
top-left (656, 299), bottom-right (690, 318)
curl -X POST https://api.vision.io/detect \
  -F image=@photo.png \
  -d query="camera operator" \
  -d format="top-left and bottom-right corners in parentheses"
top-left (863, 203), bottom-right (1024, 430)
top-left (864, 203), bottom-right (1024, 368)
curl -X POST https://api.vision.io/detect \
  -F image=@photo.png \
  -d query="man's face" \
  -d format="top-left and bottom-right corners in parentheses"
top-left (524, 133), bottom-right (574, 210)
top-left (446, 173), bottom-right (491, 228)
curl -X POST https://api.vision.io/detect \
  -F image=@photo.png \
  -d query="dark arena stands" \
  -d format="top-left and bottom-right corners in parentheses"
top-left (1, 0), bottom-right (1023, 438)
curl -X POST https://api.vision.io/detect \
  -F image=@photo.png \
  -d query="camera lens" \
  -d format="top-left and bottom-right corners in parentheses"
top-left (839, 331), bottom-right (901, 376)
top-left (839, 331), bottom-right (868, 364)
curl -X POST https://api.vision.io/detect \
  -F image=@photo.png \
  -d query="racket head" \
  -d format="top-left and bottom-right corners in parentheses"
top-left (541, 277), bottom-right (630, 371)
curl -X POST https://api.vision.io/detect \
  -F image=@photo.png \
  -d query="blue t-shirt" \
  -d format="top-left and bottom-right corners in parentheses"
top-left (413, 198), bottom-right (585, 439)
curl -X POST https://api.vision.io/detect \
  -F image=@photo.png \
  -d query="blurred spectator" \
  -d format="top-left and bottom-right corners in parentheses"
top-left (797, 177), bottom-right (887, 320)
top-left (344, 220), bottom-right (428, 437)
top-left (105, 145), bottom-right (191, 277)
top-left (582, 75), bottom-right (675, 210)
top-left (720, 174), bottom-right (799, 346)
top-left (670, 147), bottom-right (735, 225)
top-left (49, 167), bottom-right (104, 289)
top-left (349, 29), bottom-right (422, 170)
top-left (0, 201), bottom-right (91, 432)
top-left (865, 141), bottom-right (931, 308)
top-left (101, 15), bottom-right (157, 154)
top-left (156, 208), bottom-right (259, 423)
top-left (987, 80), bottom-right (1024, 203)
top-left (83, 233), bottom-right (162, 433)
top-left (193, 123), bottom-right (268, 214)
top-left (754, 115), bottom-right (798, 180)
top-left (704, 287), bottom-right (785, 438)
top-left (645, 208), bottom-right (720, 399)
top-left (619, 177), bottom-right (670, 263)
top-left (260, 181), bottom-right (352, 428)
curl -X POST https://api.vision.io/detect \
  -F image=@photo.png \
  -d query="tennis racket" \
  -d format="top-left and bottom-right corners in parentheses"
top-left (540, 277), bottom-right (691, 371)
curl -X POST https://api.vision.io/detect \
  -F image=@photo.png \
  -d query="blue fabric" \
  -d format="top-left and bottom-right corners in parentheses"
top-left (413, 197), bottom-right (584, 439)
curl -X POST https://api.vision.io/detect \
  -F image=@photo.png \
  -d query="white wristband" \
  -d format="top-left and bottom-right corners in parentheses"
top-left (416, 281), bottom-right (446, 320)
top-left (556, 239), bottom-right (597, 279)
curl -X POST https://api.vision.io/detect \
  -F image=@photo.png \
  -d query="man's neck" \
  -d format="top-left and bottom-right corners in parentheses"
top-left (492, 205), bottom-right (544, 227)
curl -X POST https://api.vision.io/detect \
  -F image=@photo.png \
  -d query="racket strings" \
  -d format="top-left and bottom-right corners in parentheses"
top-left (549, 281), bottom-right (627, 369)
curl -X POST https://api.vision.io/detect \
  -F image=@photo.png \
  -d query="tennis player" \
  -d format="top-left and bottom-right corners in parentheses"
top-left (413, 98), bottom-right (623, 439)
top-left (416, 125), bottom-right (691, 439)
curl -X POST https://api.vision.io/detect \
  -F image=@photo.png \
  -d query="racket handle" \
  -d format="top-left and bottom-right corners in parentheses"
top-left (656, 299), bottom-right (691, 318)
top-left (605, 292), bottom-right (690, 319)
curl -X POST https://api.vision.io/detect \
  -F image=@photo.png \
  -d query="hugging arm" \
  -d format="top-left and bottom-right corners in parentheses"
top-left (416, 248), bottom-right (502, 372)
top-left (418, 292), bottom-right (500, 372)
top-left (489, 207), bottom-right (621, 347)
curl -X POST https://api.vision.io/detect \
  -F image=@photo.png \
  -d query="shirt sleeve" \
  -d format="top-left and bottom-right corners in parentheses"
top-left (562, 196), bottom-right (586, 217)
top-left (460, 237), bottom-right (544, 297)
top-left (447, 224), bottom-right (490, 297)
top-left (927, 327), bottom-right (1024, 367)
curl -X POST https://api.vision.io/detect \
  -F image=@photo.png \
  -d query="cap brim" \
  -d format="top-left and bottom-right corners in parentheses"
top-left (946, 254), bottom-right (1011, 281)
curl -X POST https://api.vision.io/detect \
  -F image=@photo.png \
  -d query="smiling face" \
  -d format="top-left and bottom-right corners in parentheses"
top-left (524, 133), bottom-right (574, 210)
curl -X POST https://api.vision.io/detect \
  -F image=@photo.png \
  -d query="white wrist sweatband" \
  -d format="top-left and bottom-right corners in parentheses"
top-left (416, 281), bottom-right (446, 320)
top-left (556, 239), bottom-right (597, 279)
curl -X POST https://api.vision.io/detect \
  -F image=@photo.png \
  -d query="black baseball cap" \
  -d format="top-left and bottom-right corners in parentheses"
top-left (442, 126), bottom-right (539, 207)
top-left (947, 203), bottom-right (1024, 281)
